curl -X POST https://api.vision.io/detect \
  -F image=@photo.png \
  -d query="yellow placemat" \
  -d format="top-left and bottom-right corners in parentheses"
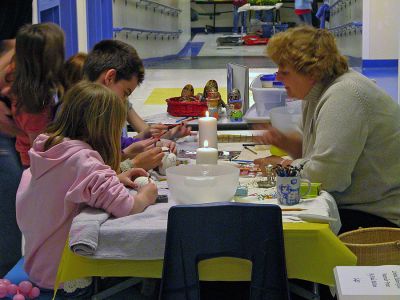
top-left (145, 88), bottom-right (227, 105)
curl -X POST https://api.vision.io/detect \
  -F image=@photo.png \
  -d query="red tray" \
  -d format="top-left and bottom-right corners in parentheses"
top-left (166, 97), bottom-right (208, 117)
top-left (242, 35), bottom-right (269, 45)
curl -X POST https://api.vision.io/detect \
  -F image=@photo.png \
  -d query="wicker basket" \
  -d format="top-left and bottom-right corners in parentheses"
top-left (166, 97), bottom-right (208, 117)
top-left (338, 227), bottom-right (400, 265)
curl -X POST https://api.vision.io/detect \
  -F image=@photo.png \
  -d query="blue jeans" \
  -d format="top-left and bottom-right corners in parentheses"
top-left (233, 6), bottom-right (248, 34)
top-left (0, 134), bottom-right (23, 277)
top-left (255, 10), bottom-right (274, 22)
top-left (298, 13), bottom-right (312, 25)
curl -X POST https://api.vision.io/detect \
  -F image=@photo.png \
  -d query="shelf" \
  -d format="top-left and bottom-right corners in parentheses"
top-left (113, 27), bottom-right (182, 40)
top-left (128, 0), bottom-right (181, 16)
top-left (328, 21), bottom-right (362, 36)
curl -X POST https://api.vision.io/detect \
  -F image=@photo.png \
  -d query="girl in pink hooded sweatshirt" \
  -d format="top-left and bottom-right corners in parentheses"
top-left (16, 81), bottom-right (157, 297)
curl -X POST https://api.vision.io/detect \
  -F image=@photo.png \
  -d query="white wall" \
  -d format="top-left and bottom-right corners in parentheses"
top-left (76, 0), bottom-right (88, 53)
top-left (113, 0), bottom-right (191, 59)
top-left (362, 0), bottom-right (400, 60)
top-left (32, 0), bottom-right (38, 24)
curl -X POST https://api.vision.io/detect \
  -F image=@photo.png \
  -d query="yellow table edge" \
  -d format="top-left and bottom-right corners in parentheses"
top-left (54, 222), bottom-right (356, 295)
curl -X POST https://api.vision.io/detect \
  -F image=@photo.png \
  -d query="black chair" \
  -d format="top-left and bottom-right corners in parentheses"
top-left (159, 202), bottom-right (290, 300)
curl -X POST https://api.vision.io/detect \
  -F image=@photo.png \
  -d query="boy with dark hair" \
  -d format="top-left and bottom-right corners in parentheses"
top-left (83, 39), bottom-right (190, 140)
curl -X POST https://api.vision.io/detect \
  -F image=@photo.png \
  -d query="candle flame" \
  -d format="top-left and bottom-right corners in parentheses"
top-left (205, 111), bottom-right (209, 117)
top-left (203, 140), bottom-right (209, 147)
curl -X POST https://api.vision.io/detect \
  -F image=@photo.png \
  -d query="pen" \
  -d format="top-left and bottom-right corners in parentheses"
top-left (244, 146), bottom-right (257, 155)
top-left (175, 116), bottom-right (189, 123)
top-left (231, 159), bottom-right (254, 163)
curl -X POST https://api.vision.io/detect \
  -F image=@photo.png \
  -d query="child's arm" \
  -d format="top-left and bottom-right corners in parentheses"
top-left (67, 156), bottom-right (156, 217)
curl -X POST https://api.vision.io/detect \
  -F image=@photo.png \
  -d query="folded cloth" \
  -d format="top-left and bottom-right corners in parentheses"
top-left (93, 202), bottom-right (172, 260)
top-left (69, 207), bottom-right (110, 256)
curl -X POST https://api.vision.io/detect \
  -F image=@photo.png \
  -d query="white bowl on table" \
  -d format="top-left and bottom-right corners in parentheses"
top-left (166, 165), bottom-right (239, 204)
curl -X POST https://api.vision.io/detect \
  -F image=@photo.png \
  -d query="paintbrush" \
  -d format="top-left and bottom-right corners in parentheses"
top-left (244, 146), bottom-right (258, 155)
top-left (281, 208), bottom-right (307, 211)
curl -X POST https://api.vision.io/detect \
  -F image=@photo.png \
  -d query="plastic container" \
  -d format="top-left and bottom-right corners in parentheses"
top-left (260, 74), bottom-right (276, 88)
top-left (250, 74), bottom-right (286, 116)
top-left (166, 165), bottom-right (239, 204)
top-left (269, 105), bottom-right (302, 134)
top-left (272, 81), bottom-right (284, 88)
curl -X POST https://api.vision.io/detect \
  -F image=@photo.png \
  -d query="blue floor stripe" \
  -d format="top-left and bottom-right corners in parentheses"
top-left (188, 42), bottom-right (204, 57)
top-left (356, 66), bottom-right (398, 102)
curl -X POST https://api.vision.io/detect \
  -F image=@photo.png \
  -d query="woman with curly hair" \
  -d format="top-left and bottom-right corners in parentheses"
top-left (255, 26), bottom-right (400, 233)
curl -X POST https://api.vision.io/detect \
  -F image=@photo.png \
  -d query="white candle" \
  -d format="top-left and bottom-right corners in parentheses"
top-left (196, 140), bottom-right (218, 165)
top-left (199, 111), bottom-right (218, 149)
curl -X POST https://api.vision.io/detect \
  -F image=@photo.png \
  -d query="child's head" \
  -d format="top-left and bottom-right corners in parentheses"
top-left (83, 40), bottom-right (144, 101)
top-left (62, 52), bottom-right (88, 91)
top-left (13, 23), bottom-right (65, 113)
top-left (45, 81), bottom-right (126, 171)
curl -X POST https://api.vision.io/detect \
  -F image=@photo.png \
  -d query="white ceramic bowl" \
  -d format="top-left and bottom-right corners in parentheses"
top-left (269, 104), bottom-right (302, 134)
top-left (166, 164), bottom-right (239, 204)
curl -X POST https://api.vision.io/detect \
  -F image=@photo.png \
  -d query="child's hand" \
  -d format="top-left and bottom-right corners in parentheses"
top-left (156, 139), bottom-right (176, 154)
top-left (122, 137), bottom-right (156, 159)
top-left (132, 147), bottom-right (164, 171)
top-left (117, 168), bottom-right (148, 188)
top-left (130, 182), bottom-right (158, 214)
top-left (167, 123), bottom-right (192, 139)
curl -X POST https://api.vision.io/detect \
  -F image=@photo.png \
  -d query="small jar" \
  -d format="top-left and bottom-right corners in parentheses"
top-left (260, 74), bottom-right (276, 88)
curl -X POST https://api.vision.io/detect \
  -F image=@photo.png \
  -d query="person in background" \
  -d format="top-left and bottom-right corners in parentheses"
top-left (0, 41), bottom-right (24, 278)
top-left (294, 0), bottom-right (313, 25)
top-left (232, 0), bottom-right (248, 34)
top-left (256, 26), bottom-right (400, 233)
top-left (0, 0), bottom-right (32, 277)
top-left (16, 81), bottom-right (157, 297)
top-left (10, 23), bottom-right (65, 168)
top-left (61, 52), bottom-right (88, 92)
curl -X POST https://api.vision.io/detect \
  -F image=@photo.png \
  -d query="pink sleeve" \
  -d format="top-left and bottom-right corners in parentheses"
top-left (66, 155), bottom-right (134, 218)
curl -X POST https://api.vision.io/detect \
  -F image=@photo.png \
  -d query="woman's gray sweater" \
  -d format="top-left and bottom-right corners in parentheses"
top-left (294, 70), bottom-right (400, 225)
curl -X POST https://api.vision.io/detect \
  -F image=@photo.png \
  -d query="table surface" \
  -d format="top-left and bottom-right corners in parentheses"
top-left (55, 143), bottom-right (357, 289)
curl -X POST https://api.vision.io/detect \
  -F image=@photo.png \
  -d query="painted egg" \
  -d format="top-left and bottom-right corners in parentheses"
top-left (158, 152), bottom-right (177, 175)
top-left (181, 84), bottom-right (194, 98)
top-left (133, 176), bottom-right (154, 189)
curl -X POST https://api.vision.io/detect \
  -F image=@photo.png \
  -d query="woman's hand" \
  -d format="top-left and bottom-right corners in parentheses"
top-left (117, 168), bottom-right (149, 188)
top-left (122, 137), bottom-right (156, 159)
top-left (156, 139), bottom-right (176, 154)
top-left (255, 126), bottom-right (303, 159)
top-left (131, 147), bottom-right (164, 171)
top-left (254, 155), bottom-right (293, 175)
top-left (130, 182), bottom-right (158, 214)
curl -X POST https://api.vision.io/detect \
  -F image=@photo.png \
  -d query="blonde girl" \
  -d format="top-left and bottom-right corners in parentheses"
top-left (16, 81), bottom-right (157, 294)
